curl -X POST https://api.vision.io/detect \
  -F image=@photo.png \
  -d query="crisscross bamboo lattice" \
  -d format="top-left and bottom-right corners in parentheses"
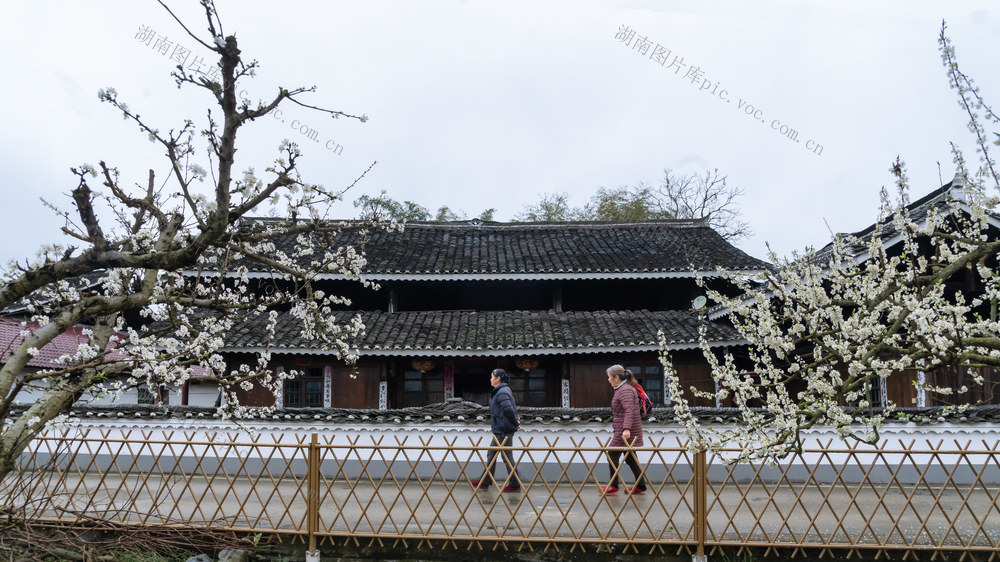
top-left (3, 429), bottom-right (998, 558)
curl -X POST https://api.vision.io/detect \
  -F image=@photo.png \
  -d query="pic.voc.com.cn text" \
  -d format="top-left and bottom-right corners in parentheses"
top-left (133, 24), bottom-right (345, 157)
top-left (614, 24), bottom-right (824, 157)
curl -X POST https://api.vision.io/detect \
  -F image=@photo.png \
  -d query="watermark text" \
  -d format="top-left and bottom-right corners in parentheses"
top-left (135, 24), bottom-right (220, 82)
top-left (134, 24), bottom-right (345, 157)
top-left (240, 92), bottom-right (344, 156)
top-left (614, 25), bottom-right (824, 156)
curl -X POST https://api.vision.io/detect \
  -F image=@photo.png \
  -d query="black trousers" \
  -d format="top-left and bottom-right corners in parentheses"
top-left (607, 449), bottom-right (647, 490)
top-left (479, 432), bottom-right (522, 487)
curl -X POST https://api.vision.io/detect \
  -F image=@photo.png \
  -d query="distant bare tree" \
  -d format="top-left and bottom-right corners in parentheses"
top-left (653, 168), bottom-right (752, 241)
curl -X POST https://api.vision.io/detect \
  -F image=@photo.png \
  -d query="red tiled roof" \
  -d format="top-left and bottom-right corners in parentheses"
top-left (0, 318), bottom-right (211, 377)
top-left (0, 318), bottom-right (126, 368)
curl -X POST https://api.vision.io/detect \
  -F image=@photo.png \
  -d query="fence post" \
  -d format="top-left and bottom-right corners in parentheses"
top-left (692, 450), bottom-right (707, 562)
top-left (306, 433), bottom-right (320, 562)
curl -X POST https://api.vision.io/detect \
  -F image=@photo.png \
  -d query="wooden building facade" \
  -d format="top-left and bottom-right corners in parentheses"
top-left (218, 219), bottom-right (768, 410)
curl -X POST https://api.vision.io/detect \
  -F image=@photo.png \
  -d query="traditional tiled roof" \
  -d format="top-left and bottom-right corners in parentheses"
top-left (230, 219), bottom-right (770, 280)
top-left (1, 270), bottom-right (107, 315)
top-left (0, 317), bottom-right (128, 369)
top-left (813, 178), bottom-right (1000, 265)
top-left (0, 317), bottom-right (212, 377)
top-left (221, 309), bottom-right (743, 356)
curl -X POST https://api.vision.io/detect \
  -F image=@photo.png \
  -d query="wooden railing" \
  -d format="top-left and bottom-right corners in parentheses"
top-left (3, 429), bottom-right (999, 558)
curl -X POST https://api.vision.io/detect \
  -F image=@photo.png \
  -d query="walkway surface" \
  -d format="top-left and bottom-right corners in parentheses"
top-left (16, 471), bottom-right (1000, 550)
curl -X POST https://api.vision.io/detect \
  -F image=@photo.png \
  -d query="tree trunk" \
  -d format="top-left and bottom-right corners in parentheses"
top-left (0, 385), bottom-right (78, 483)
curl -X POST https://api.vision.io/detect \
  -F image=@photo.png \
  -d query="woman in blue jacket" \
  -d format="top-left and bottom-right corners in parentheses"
top-left (470, 369), bottom-right (523, 492)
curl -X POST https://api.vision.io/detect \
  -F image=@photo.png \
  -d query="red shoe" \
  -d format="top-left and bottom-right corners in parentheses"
top-left (599, 485), bottom-right (620, 494)
top-left (470, 480), bottom-right (482, 488)
top-left (502, 485), bottom-right (521, 492)
top-left (628, 487), bottom-right (646, 495)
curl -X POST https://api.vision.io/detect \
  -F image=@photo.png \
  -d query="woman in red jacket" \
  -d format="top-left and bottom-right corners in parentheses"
top-left (602, 364), bottom-right (647, 495)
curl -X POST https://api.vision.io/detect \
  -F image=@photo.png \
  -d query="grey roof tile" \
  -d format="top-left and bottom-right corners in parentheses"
top-left (814, 179), bottom-right (999, 264)
top-left (245, 219), bottom-right (769, 277)
top-left (222, 309), bottom-right (741, 354)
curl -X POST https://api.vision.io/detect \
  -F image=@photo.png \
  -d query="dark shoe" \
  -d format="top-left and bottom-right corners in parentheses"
top-left (599, 485), bottom-right (619, 494)
top-left (628, 487), bottom-right (646, 495)
top-left (502, 485), bottom-right (521, 492)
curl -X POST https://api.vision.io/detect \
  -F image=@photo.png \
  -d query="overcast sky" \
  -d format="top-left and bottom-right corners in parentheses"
top-left (2, 1), bottom-right (998, 266)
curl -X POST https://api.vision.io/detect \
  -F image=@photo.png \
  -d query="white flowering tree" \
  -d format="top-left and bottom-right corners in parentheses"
top-left (663, 23), bottom-right (1000, 462)
top-left (0, 0), bottom-right (385, 480)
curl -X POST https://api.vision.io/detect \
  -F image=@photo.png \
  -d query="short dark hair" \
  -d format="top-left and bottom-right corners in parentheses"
top-left (492, 369), bottom-right (509, 384)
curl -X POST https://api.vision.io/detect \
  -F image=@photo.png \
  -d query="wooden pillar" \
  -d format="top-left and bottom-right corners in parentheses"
top-left (693, 450), bottom-right (707, 560)
top-left (306, 434), bottom-right (319, 559)
top-left (444, 361), bottom-right (455, 400)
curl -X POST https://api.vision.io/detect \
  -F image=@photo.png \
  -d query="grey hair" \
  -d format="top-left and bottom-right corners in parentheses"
top-left (607, 364), bottom-right (636, 384)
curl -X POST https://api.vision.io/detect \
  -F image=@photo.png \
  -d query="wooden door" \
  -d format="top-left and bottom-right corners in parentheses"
top-left (570, 363), bottom-right (613, 408)
top-left (330, 365), bottom-right (380, 408)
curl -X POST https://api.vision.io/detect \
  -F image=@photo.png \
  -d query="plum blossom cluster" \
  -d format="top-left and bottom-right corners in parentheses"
top-left (0, 1), bottom-right (381, 479)
top-left (658, 24), bottom-right (999, 463)
top-left (663, 168), bottom-right (1000, 463)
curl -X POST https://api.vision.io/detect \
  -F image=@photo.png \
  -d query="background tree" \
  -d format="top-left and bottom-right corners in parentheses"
top-left (652, 168), bottom-right (752, 241)
top-left (514, 172), bottom-right (750, 240)
top-left (353, 194), bottom-right (495, 222)
top-left (583, 184), bottom-right (670, 221)
top-left (434, 205), bottom-right (464, 222)
top-left (354, 193), bottom-right (431, 221)
top-left (0, 1), bottom-right (381, 480)
top-left (515, 192), bottom-right (582, 221)
top-left (662, 22), bottom-right (1000, 462)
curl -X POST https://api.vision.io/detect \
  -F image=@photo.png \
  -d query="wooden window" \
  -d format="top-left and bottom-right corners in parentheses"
top-left (509, 368), bottom-right (548, 407)
top-left (137, 386), bottom-right (154, 404)
top-left (401, 370), bottom-right (444, 407)
top-left (626, 364), bottom-right (663, 406)
top-left (138, 385), bottom-right (169, 405)
top-left (283, 367), bottom-right (324, 408)
top-left (867, 378), bottom-right (886, 408)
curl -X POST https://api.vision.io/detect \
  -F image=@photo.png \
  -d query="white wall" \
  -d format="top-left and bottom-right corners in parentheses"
top-left (185, 381), bottom-right (220, 407)
top-left (11, 373), bottom-right (219, 408)
top-left (24, 417), bottom-right (1000, 485)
